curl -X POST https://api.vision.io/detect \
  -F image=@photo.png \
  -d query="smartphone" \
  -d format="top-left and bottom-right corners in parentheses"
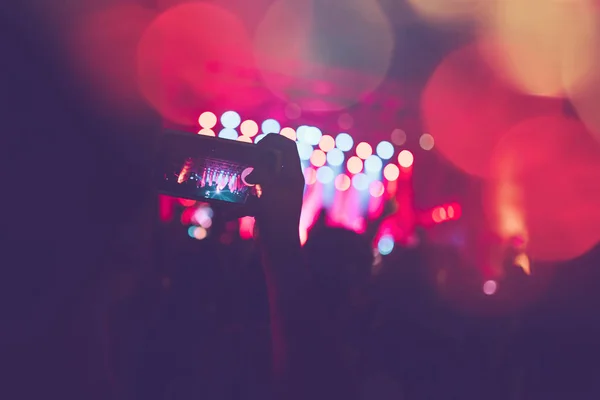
top-left (157, 130), bottom-right (282, 211)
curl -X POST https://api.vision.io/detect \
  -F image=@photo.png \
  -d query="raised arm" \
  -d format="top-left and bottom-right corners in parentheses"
top-left (249, 135), bottom-right (356, 400)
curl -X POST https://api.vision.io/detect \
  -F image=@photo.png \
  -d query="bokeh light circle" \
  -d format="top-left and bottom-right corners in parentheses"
top-left (198, 128), bottom-right (216, 137)
top-left (262, 119), bottom-right (281, 134)
top-left (319, 135), bottom-right (336, 152)
top-left (310, 149), bottom-right (327, 167)
top-left (221, 111), bottom-right (242, 129)
top-left (419, 133), bottom-right (435, 151)
top-left (421, 44), bottom-right (561, 177)
top-left (304, 167), bottom-right (317, 185)
top-left (253, 0), bottom-right (395, 112)
top-left (483, 280), bottom-right (497, 296)
top-left (378, 235), bottom-right (394, 256)
top-left (376, 141), bottom-right (395, 160)
top-left (334, 174), bottom-right (351, 191)
top-left (369, 181), bottom-right (385, 198)
top-left (383, 164), bottom-right (400, 181)
top-left (280, 127), bottom-right (297, 140)
top-left (486, 115), bottom-right (600, 261)
top-left (237, 136), bottom-right (253, 143)
top-left (356, 142), bottom-right (373, 160)
top-left (240, 120), bottom-right (259, 137)
top-left (347, 156), bottom-right (364, 174)
top-left (390, 129), bottom-right (407, 146)
top-left (327, 148), bottom-right (345, 166)
top-left (137, 3), bottom-right (256, 125)
top-left (352, 173), bottom-right (369, 191)
top-left (199, 111), bottom-right (217, 129)
top-left (398, 150), bottom-right (414, 168)
top-left (316, 166), bottom-right (334, 184)
top-left (297, 142), bottom-right (314, 160)
top-left (365, 155), bottom-right (383, 173)
top-left (336, 133), bottom-right (354, 152)
top-left (219, 128), bottom-right (238, 140)
top-left (305, 126), bottom-right (323, 146)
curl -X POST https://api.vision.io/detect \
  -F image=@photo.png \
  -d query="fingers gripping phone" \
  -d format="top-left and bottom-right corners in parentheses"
top-left (157, 130), bottom-right (282, 215)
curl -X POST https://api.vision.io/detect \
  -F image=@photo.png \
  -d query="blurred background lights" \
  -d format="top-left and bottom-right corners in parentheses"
top-left (188, 226), bottom-right (207, 240)
top-left (327, 148), bottom-right (345, 166)
top-left (378, 235), bottom-right (395, 256)
top-left (419, 133), bottom-right (435, 150)
top-left (347, 156), bottom-right (364, 174)
top-left (310, 149), bottom-right (327, 167)
top-left (483, 280), bottom-right (498, 296)
top-left (376, 141), bottom-right (394, 159)
top-left (280, 127), bottom-right (297, 141)
top-left (221, 110), bottom-right (241, 129)
top-left (296, 125), bottom-right (309, 142)
top-left (254, 133), bottom-right (268, 143)
top-left (356, 142), bottom-right (373, 159)
top-left (297, 142), bottom-right (314, 160)
top-left (352, 173), bottom-right (369, 191)
top-left (369, 181), bottom-right (385, 198)
top-left (383, 164), bottom-right (400, 181)
top-left (305, 126), bottom-right (323, 145)
top-left (335, 174), bottom-right (351, 191)
top-left (336, 133), bottom-right (354, 152)
top-left (398, 150), bottom-right (414, 168)
top-left (261, 118), bottom-right (281, 134)
top-left (365, 155), bottom-right (383, 173)
top-left (198, 111), bottom-right (217, 128)
top-left (219, 128), bottom-right (238, 140)
top-left (237, 136), bottom-right (252, 143)
top-left (240, 120), bottom-right (259, 137)
top-left (319, 135), bottom-right (336, 152)
top-left (198, 128), bottom-right (216, 136)
top-left (316, 166), bottom-right (335, 184)
top-left (304, 167), bottom-right (317, 185)
top-left (391, 129), bottom-right (407, 146)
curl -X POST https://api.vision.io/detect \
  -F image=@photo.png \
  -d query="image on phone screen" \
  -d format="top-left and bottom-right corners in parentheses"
top-left (161, 156), bottom-right (256, 204)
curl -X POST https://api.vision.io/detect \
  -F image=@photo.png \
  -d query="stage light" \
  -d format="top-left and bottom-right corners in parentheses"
top-left (262, 118), bottom-right (281, 134)
top-left (335, 133), bottom-right (354, 151)
top-left (391, 128), bottom-right (407, 146)
top-left (383, 164), bottom-right (400, 181)
top-left (219, 128), bottom-right (238, 140)
top-left (297, 142), bottom-right (313, 160)
top-left (237, 136), bottom-right (252, 143)
top-left (356, 142), bottom-right (373, 159)
top-left (297, 125), bottom-right (309, 142)
top-left (376, 141), bottom-right (394, 160)
top-left (352, 173), bottom-right (369, 190)
top-left (483, 280), bottom-right (497, 296)
top-left (240, 120), bottom-right (259, 137)
top-left (365, 155), bottom-right (383, 173)
top-left (398, 150), bottom-right (414, 168)
top-left (198, 111), bottom-right (217, 129)
top-left (420, 133), bottom-right (435, 150)
top-left (327, 148), bottom-right (344, 166)
top-left (304, 167), bottom-right (317, 185)
top-left (310, 149), bottom-right (327, 167)
top-left (254, 133), bottom-right (268, 143)
top-left (319, 135), bottom-right (335, 152)
top-left (347, 156), bottom-right (363, 174)
top-left (221, 110), bottom-right (241, 129)
top-left (198, 128), bottom-right (216, 136)
top-left (369, 181), bottom-right (385, 198)
top-left (193, 227), bottom-right (208, 240)
top-left (280, 127), bottom-right (297, 141)
top-left (378, 235), bottom-right (394, 255)
top-left (305, 126), bottom-right (322, 145)
top-left (316, 166), bottom-right (334, 184)
top-left (335, 174), bottom-right (351, 191)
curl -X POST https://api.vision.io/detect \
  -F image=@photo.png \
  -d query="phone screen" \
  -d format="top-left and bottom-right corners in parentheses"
top-left (157, 131), bottom-right (279, 205)
top-left (162, 156), bottom-right (256, 204)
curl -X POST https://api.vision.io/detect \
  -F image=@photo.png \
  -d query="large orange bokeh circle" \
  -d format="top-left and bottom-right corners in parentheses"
top-left (485, 115), bottom-right (600, 262)
top-left (137, 3), bottom-right (257, 125)
top-left (421, 44), bottom-right (562, 178)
